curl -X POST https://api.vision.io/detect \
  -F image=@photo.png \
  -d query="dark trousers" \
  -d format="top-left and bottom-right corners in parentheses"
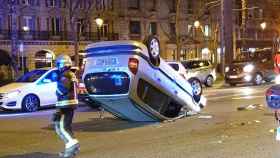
top-left (53, 108), bottom-right (75, 145)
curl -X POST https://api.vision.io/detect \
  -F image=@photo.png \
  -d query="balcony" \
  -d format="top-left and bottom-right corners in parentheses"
top-left (0, 30), bottom-right (119, 41)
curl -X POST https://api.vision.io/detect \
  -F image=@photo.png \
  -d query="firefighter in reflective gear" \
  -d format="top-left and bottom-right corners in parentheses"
top-left (52, 54), bottom-right (80, 158)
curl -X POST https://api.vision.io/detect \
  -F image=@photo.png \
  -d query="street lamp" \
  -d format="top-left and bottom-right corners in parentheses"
top-left (194, 20), bottom-right (200, 29)
top-left (95, 17), bottom-right (104, 41)
top-left (194, 20), bottom-right (201, 57)
top-left (260, 22), bottom-right (266, 30)
top-left (20, 26), bottom-right (30, 73)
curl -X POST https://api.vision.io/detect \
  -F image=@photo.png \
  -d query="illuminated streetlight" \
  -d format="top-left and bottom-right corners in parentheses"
top-left (95, 17), bottom-right (104, 28)
top-left (22, 26), bottom-right (30, 32)
top-left (95, 17), bottom-right (104, 41)
top-left (260, 22), bottom-right (266, 30)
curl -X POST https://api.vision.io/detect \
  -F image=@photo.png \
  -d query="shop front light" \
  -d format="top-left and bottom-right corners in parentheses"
top-left (243, 64), bottom-right (254, 73)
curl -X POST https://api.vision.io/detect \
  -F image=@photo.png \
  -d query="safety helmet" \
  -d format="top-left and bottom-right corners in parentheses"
top-left (55, 54), bottom-right (72, 69)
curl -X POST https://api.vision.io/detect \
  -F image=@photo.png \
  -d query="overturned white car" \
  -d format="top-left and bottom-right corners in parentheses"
top-left (83, 36), bottom-right (206, 122)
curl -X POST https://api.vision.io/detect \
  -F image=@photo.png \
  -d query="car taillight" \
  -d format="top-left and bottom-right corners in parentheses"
top-left (128, 58), bottom-right (139, 75)
top-left (266, 89), bottom-right (272, 96)
top-left (78, 83), bottom-right (87, 94)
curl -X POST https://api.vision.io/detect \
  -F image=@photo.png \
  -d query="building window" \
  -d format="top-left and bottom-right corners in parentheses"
top-left (23, 16), bottom-right (34, 31)
top-left (51, 17), bottom-right (60, 35)
top-left (149, 22), bottom-right (157, 35)
top-left (170, 23), bottom-right (176, 36)
top-left (0, 17), bottom-right (3, 32)
top-left (151, 0), bottom-right (156, 11)
top-left (170, 0), bottom-right (176, 13)
top-left (128, 0), bottom-right (140, 9)
top-left (187, 0), bottom-right (193, 14)
top-left (130, 21), bottom-right (141, 34)
top-left (204, 25), bottom-right (210, 37)
top-left (46, 0), bottom-right (59, 7)
top-left (22, 0), bottom-right (31, 5)
top-left (50, 0), bottom-right (55, 7)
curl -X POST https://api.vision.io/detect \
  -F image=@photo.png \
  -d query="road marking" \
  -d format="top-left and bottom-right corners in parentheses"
top-left (232, 95), bottom-right (264, 100)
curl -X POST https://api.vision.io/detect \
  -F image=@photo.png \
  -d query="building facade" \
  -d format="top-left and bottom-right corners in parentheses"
top-left (233, 0), bottom-right (279, 56)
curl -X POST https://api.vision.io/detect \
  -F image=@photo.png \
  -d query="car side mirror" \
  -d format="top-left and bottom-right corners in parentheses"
top-left (42, 79), bottom-right (52, 83)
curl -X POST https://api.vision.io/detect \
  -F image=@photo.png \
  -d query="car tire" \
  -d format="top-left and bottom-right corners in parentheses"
top-left (205, 75), bottom-right (214, 87)
top-left (145, 35), bottom-right (160, 66)
top-left (188, 78), bottom-right (202, 98)
top-left (264, 78), bottom-right (272, 83)
top-left (254, 73), bottom-right (263, 85)
top-left (22, 94), bottom-right (40, 112)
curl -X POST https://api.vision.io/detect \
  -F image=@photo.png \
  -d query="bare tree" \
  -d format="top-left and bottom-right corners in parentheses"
top-left (175, 0), bottom-right (182, 61)
top-left (65, 0), bottom-right (94, 67)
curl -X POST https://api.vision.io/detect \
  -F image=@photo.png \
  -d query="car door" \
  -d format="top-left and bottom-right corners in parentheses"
top-left (36, 70), bottom-right (58, 106)
top-left (190, 60), bottom-right (206, 81)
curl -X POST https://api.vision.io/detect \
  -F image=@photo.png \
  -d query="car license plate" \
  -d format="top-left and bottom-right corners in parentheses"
top-left (96, 57), bottom-right (118, 66)
top-left (229, 75), bottom-right (238, 79)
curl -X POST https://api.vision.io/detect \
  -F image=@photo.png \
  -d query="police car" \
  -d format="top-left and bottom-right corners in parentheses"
top-left (83, 36), bottom-right (207, 122)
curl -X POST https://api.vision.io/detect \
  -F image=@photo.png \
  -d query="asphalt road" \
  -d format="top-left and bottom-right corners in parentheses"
top-left (0, 84), bottom-right (279, 158)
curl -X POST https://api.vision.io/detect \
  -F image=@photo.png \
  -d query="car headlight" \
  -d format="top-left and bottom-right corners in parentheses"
top-left (275, 75), bottom-right (280, 84)
top-left (6, 90), bottom-right (21, 98)
top-left (225, 66), bottom-right (229, 73)
top-left (243, 64), bottom-right (254, 73)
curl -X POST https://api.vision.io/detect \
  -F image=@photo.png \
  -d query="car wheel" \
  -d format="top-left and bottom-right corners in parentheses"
top-left (254, 73), bottom-right (263, 85)
top-left (22, 94), bottom-right (40, 112)
top-left (264, 78), bottom-right (272, 83)
top-left (145, 35), bottom-right (160, 66)
top-left (205, 75), bottom-right (214, 87)
top-left (188, 78), bottom-right (202, 96)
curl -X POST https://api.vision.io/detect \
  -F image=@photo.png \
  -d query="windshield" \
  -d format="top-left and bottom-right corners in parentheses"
top-left (168, 63), bottom-right (179, 71)
top-left (16, 70), bottom-right (48, 82)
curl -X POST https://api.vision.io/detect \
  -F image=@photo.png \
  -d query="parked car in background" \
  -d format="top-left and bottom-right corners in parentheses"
top-left (181, 59), bottom-right (216, 87)
top-left (0, 67), bottom-right (91, 112)
top-left (167, 61), bottom-right (202, 97)
top-left (83, 36), bottom-right (207, 122)
top-left (0, 68), bottom-right (58, 112)
top-left (225, 49), bottom-right (274, 86)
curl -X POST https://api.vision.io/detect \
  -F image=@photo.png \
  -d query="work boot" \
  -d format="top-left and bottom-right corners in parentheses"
top-left (59, 143), bottom-right (80, 158)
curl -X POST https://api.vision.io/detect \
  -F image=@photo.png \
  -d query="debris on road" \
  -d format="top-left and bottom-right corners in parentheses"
top-left (269, 128), bottom-right (275, 133)
top-left (198, 115), bottom-right (213, 119)
top-left (237, 104), bottom-right (264, 111)
top-left (254, 120), bottom-right (261, 123)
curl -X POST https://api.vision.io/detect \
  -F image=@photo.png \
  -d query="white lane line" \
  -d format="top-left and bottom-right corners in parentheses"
top-left (232, 95), bottom-right (264, 100)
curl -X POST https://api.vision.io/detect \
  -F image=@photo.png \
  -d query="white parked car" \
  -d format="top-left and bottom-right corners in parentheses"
top-left (167, 61), bottom-right (202, 97)
top-left (181, 59), bottom-right (217, 87)
top-left (83, 36), bottom-right (207, 122)
top-left (0, 68), bottom-right (59, 112)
